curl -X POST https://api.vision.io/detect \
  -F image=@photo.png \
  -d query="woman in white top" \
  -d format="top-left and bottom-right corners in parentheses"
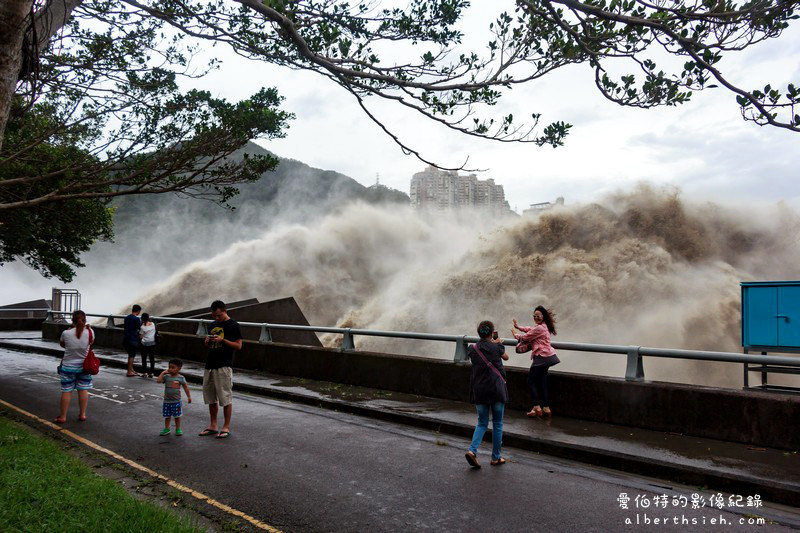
top-left (139, 313), bottom-right (157, 378)
top-left (55, 310), bottom-right (94, 423)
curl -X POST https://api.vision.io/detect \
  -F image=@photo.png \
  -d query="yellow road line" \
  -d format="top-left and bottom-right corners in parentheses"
top-left (0, 398), bottom-right (281, 533)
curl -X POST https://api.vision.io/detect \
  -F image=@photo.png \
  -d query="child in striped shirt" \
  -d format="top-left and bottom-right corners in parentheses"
top-left (157, 358), bottom-right (191, 435)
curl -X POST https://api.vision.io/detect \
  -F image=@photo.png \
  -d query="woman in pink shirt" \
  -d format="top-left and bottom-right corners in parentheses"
top-left (512, 305), bottom-right (559, 417)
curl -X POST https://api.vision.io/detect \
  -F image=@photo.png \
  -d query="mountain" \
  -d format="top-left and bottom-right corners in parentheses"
top-left (88, 142), bottom-right (409, 278)
top-left (112, 142), bottom-right (409, 230)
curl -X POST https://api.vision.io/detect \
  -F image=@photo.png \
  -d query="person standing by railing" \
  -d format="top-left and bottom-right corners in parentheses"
top-left (139, 313), bottom-right (157, 378)
top-left (465, 320), bottom-right (509, 468)
top-left (198, 300), bottom-right (242, 440)
top-left (54, 310), bottom-right (94, 423)
top-left (513, 306), bottom-right (560, 417)
top-left (123, 304), bottom-right (142, 377)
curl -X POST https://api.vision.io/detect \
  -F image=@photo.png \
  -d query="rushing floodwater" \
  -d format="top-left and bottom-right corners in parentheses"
top-left (133, 184), bottom-right (800, 389)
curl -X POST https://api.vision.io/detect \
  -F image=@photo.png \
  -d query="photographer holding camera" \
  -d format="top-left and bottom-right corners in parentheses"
top-left (464, 320), bottom-right (509, 468)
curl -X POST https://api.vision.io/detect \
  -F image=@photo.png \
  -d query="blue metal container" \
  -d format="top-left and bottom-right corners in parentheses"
top-left (741, 281), bottom-right (800, 351)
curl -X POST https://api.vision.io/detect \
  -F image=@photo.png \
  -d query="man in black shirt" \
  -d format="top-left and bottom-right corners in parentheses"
top-left (123, 305), bottom-right (142, 377)
top-left (198, 300), bottom-right (242, 439)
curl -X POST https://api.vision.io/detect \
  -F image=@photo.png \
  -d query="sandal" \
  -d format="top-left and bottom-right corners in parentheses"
top-left (53, 417), bottom-right (66, 424)
top-left (160, 428), bottom-right (171, 436)
top-left (216, 430), bottom-right (231, 439)
top-left (464, 451), bottom-right (481, 468)
top-left (490, 458), bottom-right (507, 466)
top-left (542, 407), bottom-right (552, 417)
top-left (198, 428), bottom-right (218, 437)
top-left (77, 415), bottom-right (87, 422)
top-left (526, 407), bottom-right (543, 418)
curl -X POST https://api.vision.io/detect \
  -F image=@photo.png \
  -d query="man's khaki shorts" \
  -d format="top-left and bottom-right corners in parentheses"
top-left (203, 367), bottom-right (233, 407)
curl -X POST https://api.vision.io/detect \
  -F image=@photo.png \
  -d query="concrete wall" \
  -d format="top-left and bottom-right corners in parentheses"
top-left (0, 299), bottom-right (49, 317)
top-left (158, 298), bottom-right (259, 319)
top-left (1, 318), bottom-right (45, 331)
top-left (42, 321), bottom-right (800, 450)
top-left (0, 299), bottom-right (48, 329)
top-left (155, 298), bottom-right (321, 347)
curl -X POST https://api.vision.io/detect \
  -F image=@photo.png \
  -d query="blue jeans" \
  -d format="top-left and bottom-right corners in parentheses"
top-left (468, 402), bottom-right (504, 460)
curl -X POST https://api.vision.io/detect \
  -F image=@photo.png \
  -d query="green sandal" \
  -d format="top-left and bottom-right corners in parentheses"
top-left (175, 429), bottom-right (183, 436)
top-left (159, 428), bottom-right (171, 436)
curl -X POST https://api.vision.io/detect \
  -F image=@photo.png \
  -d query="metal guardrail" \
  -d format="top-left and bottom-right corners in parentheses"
top-left (43, 311), bottom-right (800, 383)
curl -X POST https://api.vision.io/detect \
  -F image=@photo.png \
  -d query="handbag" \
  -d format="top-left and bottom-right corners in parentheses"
top-left (83, 327), bottom-right (100, 375)
top-left (515, 340), bottom-right (532, 354)
top-left (539, 353), bottom-right (561, 367)
top-left (473, 343), bottom-right (509, 402)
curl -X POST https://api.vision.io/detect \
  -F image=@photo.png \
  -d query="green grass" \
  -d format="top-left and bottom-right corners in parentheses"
top-left (0, 416), bottom-right (203, 532)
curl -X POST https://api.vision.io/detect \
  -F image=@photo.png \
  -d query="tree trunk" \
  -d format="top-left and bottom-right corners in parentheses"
top-left (0, 0), bottom-right (33, 153)
top-left (0, 0), bottom-right (83, 152)
top-left (34, 0), bottom-right (84, 54)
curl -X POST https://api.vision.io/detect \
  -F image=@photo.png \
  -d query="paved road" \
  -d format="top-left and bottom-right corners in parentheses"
top-left (1, 347), bottom-right (796, 532)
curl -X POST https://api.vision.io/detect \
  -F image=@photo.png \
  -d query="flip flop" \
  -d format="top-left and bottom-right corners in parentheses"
top-left (465, 451), bottom-right (480, 468)
top-left (198, 428), bottom-right (218, 437)
top-left (215, 430), bottom-right (231, 439)
top-left (490, 458), bottom-right (507, 466)
top-left (53, 417), bottom-right (66, 424)
top-left (77, 416), bottom-right (87, 422)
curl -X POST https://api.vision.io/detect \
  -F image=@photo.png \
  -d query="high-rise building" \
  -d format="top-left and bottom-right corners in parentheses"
top-left (409, 166), bottom-right (510, 213)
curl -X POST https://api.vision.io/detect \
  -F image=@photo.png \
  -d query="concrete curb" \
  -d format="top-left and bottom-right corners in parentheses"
top-left (2, 340), bottom-right (798, 507)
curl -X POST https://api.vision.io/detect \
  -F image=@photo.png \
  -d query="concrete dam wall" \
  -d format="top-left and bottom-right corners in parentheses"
top-left (42, 321), bottom-right (800, 451)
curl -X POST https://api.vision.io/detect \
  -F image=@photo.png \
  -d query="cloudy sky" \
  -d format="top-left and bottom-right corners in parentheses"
top-left (181, 3), bottom-right (800, 211)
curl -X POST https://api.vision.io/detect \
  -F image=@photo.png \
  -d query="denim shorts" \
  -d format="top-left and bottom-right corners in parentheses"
top-left (58, 365), bottom-right (93, 392)
top-left (163, 401), bottom-right (182, 418)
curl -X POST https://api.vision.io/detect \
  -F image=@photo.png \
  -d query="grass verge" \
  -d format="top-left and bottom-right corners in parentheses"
top-left (0, 416), bottom-right (203, 532)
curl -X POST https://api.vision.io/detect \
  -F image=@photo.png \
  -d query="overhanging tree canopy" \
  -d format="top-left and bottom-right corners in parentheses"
top-left (0, 0), bottom-right (293, 279)
top-left (3, 1), bottom-right (799, 162)
top-left (0, 0), bottom-right (798, 280)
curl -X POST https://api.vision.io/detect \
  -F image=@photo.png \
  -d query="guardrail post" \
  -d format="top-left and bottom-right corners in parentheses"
top-left (196, 321), bottom-right (208, 337)
top-left (259, 324), bottom-right (272, 343)
top-left (106, 315), bottom-right (115, 328)
top-left (341, 328), bottom-right (355, 352)
top-left (625, 346), bottom-right (644, 382)
top-left (454, 336), bottom-right (468, 362)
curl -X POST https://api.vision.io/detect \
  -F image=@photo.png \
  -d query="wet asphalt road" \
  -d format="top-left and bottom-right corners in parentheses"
top-left (0, 347), bottom-right (796, 532)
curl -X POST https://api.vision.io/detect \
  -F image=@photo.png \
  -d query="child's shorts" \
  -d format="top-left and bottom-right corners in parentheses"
top-left (163, 401), bottom-right (182, 418)
top-left (58, 365), bottom-right (93, 392)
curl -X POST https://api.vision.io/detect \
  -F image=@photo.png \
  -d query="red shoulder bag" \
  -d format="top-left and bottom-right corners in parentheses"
top-left (83, 327), bottom-right (100, 375)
